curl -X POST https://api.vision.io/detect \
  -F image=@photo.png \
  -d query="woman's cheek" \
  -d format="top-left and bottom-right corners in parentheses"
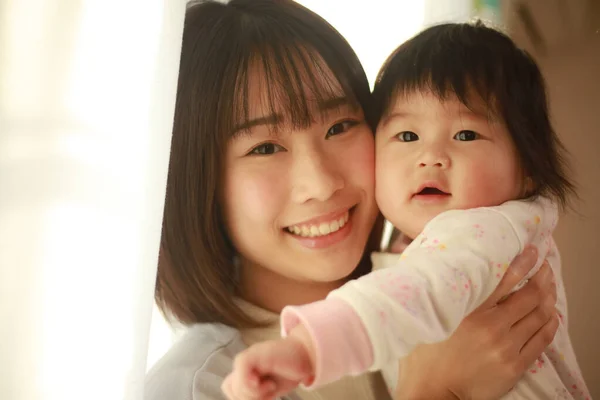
top-left (225, 163), bottom-right (287, 225)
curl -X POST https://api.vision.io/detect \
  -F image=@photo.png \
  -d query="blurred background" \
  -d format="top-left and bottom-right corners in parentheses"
top-left (1, 0), bottom-right (598, 399)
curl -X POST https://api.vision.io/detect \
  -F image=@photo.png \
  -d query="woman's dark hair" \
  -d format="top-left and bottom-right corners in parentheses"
top-left (373, 21), bottom-right (576, 209)
top-left (156, 0), bottom-right (375, 329)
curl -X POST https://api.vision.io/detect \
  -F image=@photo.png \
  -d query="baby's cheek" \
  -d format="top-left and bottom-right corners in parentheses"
top-left (349, 132), bottom-right (376, 184)
top-left (459, 162), bottom-right (517, 208)
top-left (375, 146), bottom-right (406, 194)
top-left (376, 164), bottom-right (404, 213)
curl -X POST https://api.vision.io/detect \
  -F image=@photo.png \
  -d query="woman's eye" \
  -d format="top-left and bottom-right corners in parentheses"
top-left (326, 120), bottom-right (358, 138)
top-left (396, 131), bottom-right (419, 142)
top-left (248, 142), bottom-right (285, 156)
top-left (454, 130), bottom-right (479, 141)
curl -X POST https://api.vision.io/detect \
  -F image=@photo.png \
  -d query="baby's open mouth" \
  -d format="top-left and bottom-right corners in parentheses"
top-left (417, 187), bottom-right (450, 195)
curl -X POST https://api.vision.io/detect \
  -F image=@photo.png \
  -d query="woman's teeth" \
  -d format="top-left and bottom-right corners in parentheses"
top-left (287, 211), bottom-right (350, 237)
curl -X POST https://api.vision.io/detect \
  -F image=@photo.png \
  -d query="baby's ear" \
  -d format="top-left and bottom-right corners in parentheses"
top-left (522, 176), bottom-right (536, 196)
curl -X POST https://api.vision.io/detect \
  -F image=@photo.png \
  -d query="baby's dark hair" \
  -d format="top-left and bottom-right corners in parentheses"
top-left (373, 21), bottom-right (576, 209)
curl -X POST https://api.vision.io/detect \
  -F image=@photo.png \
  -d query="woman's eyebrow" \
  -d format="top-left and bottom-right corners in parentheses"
top-left (317, 96), bottom-right (350, 111)
top-left (233, 114), bottom-right (283, 136)
top-left (232, 96), bottom-right (351, 138)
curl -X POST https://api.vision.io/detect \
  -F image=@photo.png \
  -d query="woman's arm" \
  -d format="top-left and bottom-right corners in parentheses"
top-left (395, 248), bottom-right (559, 400)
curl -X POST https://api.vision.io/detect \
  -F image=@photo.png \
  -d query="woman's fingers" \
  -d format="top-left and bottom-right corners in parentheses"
top-left (497, 261), bottom-right (554, 325)
top-left (509, 274), bottom-right (557, 346)
top-left (478, 246), bottom-right (538, 309)
top-left (517, 313), bottom-right (559, 370)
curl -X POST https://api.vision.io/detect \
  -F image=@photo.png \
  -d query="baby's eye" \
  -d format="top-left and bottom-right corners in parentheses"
top-left (454, 130), bottom-right (479, 141)
top-left (396, 131), bottom-right (419, 142)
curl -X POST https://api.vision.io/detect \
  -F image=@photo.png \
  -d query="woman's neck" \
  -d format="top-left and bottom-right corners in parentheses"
top-left (238, 262), bottom-right (346, 313)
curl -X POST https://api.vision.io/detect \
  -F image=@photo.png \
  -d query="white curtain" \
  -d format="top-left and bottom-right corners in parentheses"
top-left (0, 0), bottom-right (186, 399)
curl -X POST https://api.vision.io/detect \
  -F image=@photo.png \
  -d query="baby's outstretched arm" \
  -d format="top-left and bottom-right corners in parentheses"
top-left (222, 325), bottom-right (316, 400)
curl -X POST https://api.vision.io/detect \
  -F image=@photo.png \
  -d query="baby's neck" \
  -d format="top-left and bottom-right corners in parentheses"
top-left (389, 232), bottom-right (414, 253)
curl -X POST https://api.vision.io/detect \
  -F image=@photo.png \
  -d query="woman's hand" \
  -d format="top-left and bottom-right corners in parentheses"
top-left (395, 246), bottom-right (559, 400)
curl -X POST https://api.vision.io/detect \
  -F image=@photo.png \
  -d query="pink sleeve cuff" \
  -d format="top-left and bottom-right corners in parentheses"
top-left (280, 297), bottom-right (374, 389)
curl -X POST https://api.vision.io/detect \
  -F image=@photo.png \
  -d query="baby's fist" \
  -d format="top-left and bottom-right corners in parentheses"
top-left (221, 337), bottom-right (314, 400)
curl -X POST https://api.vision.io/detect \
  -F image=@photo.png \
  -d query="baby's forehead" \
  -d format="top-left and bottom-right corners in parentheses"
top-left (382, 87), bottom-right (502, 122)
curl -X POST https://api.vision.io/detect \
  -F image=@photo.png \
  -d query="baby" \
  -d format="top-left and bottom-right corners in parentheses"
top-left (223, 21), bottom-right (590, 400)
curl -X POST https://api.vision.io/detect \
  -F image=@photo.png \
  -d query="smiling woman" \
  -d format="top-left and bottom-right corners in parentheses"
top-left (156, 0), bottom-right (379, 329)
top-left (147, 1), bottom-right (386, 399)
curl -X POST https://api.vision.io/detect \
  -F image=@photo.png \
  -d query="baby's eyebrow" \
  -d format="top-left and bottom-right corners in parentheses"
top-left (379, 111), bottom-right (413, 128)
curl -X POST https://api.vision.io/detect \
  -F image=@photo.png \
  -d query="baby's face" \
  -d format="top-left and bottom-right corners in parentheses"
top-left (375, 90), bottom-right (525, 239)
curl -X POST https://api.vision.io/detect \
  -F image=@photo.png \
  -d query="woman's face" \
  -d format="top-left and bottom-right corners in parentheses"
top-left (222, 66), bottom-right (378, 310)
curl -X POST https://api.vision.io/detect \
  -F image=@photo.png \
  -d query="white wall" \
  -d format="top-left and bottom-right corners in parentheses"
top-left (298, 1), bottom-right (425, 86)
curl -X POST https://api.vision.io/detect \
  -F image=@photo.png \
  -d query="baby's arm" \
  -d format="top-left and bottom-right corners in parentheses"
top-left (281, 197), bottom-right (558, 388)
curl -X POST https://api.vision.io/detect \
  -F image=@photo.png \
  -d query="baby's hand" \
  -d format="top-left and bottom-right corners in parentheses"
top-left (221, 333), bottom-right (315, 400)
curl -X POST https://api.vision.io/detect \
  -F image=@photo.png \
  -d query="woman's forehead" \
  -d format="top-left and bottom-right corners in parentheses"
top-left (232, 54), bottom-right (351, 130)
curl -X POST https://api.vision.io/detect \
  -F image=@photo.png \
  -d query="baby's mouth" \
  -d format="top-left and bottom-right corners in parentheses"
top-left (416, 187), bottom-right (450, 196)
